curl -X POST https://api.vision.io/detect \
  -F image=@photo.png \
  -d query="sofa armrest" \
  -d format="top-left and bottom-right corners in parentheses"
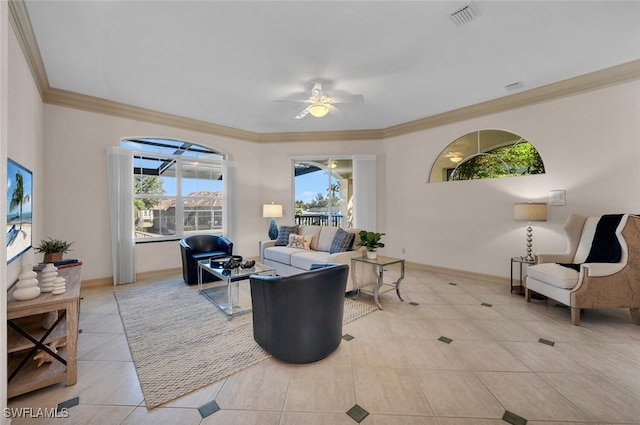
top-left (327, 247), bottom-right (366, 264)
top-left (260, 240), bottom-right (276, 262)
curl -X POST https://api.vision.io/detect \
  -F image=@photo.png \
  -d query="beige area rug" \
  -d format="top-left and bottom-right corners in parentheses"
top-left (114, 279), bottom-right (377, 409)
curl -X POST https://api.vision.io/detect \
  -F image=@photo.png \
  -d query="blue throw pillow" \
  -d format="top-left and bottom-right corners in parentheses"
top-left (275, 225), bottom-right (299, 246)
top-left (329, 228), bottom-right (355, 254)
top-left (310, 263), bottom-right (334, 270)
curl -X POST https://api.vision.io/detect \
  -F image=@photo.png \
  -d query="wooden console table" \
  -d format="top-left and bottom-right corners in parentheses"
top-left (6, 262), bottom-right (82, 398)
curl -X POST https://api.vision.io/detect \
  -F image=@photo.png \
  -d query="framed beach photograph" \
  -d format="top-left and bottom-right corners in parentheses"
top-left (7, 158), bottom-right (33, 264)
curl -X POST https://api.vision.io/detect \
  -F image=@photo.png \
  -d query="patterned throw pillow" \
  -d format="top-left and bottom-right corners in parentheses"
top-left (275, 225), bottom-right (299, 246)
top-left (329, 228), bottom-right (356, 254)
top-left (288, 234), bottom-right (313, 250)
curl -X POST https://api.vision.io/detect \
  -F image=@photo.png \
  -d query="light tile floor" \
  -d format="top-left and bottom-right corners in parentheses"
top-left (6, 267), bottom-right (640, 425)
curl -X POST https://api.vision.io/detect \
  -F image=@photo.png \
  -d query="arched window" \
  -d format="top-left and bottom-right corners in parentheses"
top-left (429, 130), bottom-right (545, 182)
top-left (120, 138), bottom-right (227, 241)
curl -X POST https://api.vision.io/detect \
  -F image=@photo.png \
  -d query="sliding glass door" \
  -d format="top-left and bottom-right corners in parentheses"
top-left (293, 158), bottom-right (353, 228)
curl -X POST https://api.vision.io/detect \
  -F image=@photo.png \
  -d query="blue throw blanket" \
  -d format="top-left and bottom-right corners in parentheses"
top-left (559, 214), bottom-right (623, 271)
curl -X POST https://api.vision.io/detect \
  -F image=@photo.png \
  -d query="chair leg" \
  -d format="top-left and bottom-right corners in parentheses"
top-left (571, 307), bottom-right (580, 326)
top-left (630, 308), bottom-right (640, 325)
top-left (525, 288), bottom-right (531, 302)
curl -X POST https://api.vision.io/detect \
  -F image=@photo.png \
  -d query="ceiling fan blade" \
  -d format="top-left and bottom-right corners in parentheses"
top-left (274, 98), bottom-right (312, 104)
top-left (327, 104), bottom-right (343, 118)
top-left (295, 107), bottom-right (310, 119)
top-left (330, 94), bottom-right (364, 104)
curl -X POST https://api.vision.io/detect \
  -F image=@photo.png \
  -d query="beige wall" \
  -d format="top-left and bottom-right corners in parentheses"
top-left (43, 105), bottom-right (264, 280)
top-left (42, 79), bottom-right (640, 282)
top-left (3, 9), bottom-right (46, 418)
top-left (43, 108), bottom-right (384, 281)
top-left (384, 81), bottom-right (640, 277)
top-left (1, 1), bottom-right (8, 417)
top-left (6, 20), bottom-right (45, 287)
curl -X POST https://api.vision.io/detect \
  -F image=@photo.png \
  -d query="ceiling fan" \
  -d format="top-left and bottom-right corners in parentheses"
top-left (275, 82), bottom-right (364, 119)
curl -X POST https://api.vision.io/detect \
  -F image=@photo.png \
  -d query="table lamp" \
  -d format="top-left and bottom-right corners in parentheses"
top-left (263, 203), bottom-right (283, 240)
top-left (514, 202), bottom-right (547, 262)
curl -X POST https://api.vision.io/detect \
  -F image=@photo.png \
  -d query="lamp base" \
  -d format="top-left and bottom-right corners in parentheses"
top-left (268, 218), bottom-right (279, 240)
top-left (524, 222), bottom-right (535, 262)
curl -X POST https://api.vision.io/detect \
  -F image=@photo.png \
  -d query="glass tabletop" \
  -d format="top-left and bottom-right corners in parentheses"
top-left (198, 259), bottom-right (275, 281)
top-left (351, 255), bottom-right (404, 267)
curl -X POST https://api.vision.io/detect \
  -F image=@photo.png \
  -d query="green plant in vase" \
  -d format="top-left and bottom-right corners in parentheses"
top-left (359, 231), bottom-right (385, 260)
top-left (35, 237), bottom-right (74, 263)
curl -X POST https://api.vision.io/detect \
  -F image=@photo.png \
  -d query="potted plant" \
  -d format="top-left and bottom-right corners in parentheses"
top-left (35, 237), bottom-right (74, 263)
top-left (359, 231), bottom-right (385, 260)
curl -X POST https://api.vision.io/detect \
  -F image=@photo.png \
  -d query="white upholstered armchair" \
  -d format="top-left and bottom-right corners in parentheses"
top-left (525, 213), bottom-right (640, 326)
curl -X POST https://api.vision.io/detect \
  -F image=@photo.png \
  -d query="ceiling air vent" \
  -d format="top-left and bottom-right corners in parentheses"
top-left (450, 4), bottom-right (477, 26)
top-left (505, 81), bottom-right (525, 91)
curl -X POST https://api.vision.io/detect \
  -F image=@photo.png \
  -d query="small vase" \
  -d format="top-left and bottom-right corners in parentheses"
top-left (13, 264), bottom-right (41, 301)
top-left (366, 250), bottom-right (378, 260)
top-left (52, 276), bottom-right (66, 295)
top-left (40, 263), bottom-right (58, 293)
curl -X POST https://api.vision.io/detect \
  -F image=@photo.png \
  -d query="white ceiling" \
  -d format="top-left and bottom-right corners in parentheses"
top-left (23, 1), bottom-right (640, 134)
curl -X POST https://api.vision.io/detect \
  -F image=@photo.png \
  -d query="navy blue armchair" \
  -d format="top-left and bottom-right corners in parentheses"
top-left (249, 264), bottom-right (348, 363)
top-left (180, 234), bottom-right (233, 284)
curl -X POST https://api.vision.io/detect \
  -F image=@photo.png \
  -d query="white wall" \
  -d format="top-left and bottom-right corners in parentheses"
top-left (384, 81), bottom-right (640, 277)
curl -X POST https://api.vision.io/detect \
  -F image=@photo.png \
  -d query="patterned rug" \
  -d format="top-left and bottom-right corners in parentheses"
top-left (114, 279), bottom-right (377, 409)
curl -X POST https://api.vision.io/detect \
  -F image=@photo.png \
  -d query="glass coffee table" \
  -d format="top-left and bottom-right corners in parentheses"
top-left (198, 259), bottom-right (275, 316)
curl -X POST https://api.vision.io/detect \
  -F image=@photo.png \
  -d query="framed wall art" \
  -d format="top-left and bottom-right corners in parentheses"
top-left (7, 158), bottom-right (33, 264)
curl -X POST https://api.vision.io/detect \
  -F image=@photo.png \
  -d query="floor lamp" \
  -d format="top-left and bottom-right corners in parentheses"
top-left (263, 203), bottom-right (283, 240)
top-left (514, 202), bottom-right (547, 262)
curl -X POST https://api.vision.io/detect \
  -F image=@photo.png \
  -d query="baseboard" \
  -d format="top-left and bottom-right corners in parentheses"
top-left (81, 268), bottom-right (183, 288)
top-left (81, 276), bottom-right (113, 287)
top-left (405, 261), bottom-right (510, 286)
top-left (80, 264), bottom-right (508, 288)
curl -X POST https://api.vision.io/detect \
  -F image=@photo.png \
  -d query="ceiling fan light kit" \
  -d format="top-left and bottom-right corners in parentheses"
top-left (308, 104), bottom-right (330, 118)
top-left (278, 82), bottom-right (363, 120)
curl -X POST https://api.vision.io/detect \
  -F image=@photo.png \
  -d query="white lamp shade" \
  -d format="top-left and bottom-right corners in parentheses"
top-left (514, 202), bottom-right (547, 221)
top-left (262, 203), bottom-right (283, 218)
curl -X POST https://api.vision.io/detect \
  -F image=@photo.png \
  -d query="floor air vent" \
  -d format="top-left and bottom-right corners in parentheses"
top-left (450, 5), bottom-right (477, 26)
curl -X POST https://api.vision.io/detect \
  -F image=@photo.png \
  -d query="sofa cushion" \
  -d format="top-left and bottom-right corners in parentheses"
top-left (317, 226), bottom-right (340, 252)
top-left (263, 246), bottom-right (307, 265)
top-left (528, 263), bottom-right (580, 289)
top-left (347, 228), bottom-right (363, 249)
top-left (290, 250), bottom-right (332, 270)
top-left (288, 234), bottom-right (313, 250)
top-left (330, 228), bottom-right (355, 253)
top-left (275, 225), bottom-right (299, 246)
top-left (299, 226), bottom-right (322, 251)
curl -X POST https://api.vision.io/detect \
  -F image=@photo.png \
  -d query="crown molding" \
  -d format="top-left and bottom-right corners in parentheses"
top-left (8, 0), bottom-right (48, 99)
top-left (258, 128), bottom-right (383, 143)
top-left (44, 88), bottom-right (260, 142)
top-left (9, 0), bottom-right (640, 143)
top-left (383, 59), bottom-right (640, 139)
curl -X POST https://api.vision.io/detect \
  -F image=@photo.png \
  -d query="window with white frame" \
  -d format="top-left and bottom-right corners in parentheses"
top-left (121, 138), bottom-right (225, 241)
top-left (292, 155), bottom-right (377, 232)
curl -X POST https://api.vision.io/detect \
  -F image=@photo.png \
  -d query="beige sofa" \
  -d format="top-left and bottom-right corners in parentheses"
top-left (260, 225), bottom-right (367, 292)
